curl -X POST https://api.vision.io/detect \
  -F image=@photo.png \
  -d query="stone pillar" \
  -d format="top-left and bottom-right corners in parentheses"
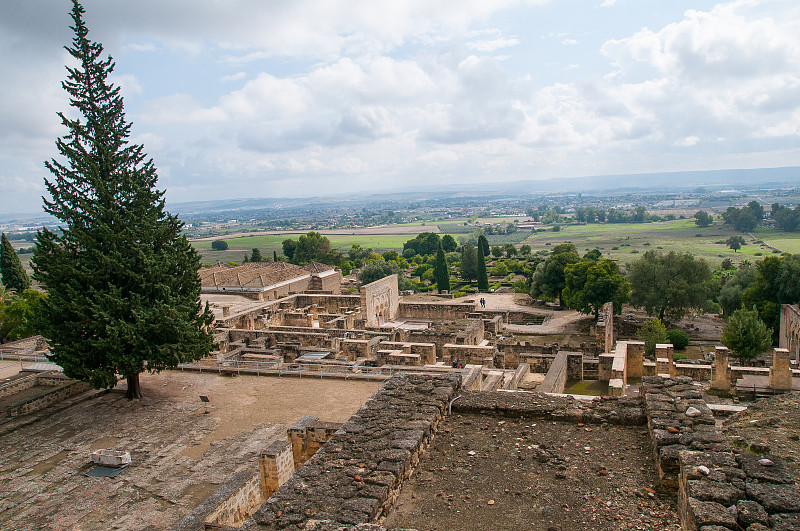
top-left (603, 302), bottom-right (614, 354)
top-left (711, 346), bottom-right (731, 390)
top-left (598, 353), bottom-right (615, 380)
top-left (769, 348), bottom-right (792, 391)
top-left (259, 440), bottom-right (295, 499)
top-left (655, 344), bottom-right (675, 377)
top-left (222, 306), bottom-right (230, 317)
top-left (626, 341), bottom-right (645, 378)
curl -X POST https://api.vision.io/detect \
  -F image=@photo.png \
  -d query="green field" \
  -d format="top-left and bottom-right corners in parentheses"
top-left (520, 219), bottom-right (800, 267)
top-left (192, 219), bottom-right (800, 267)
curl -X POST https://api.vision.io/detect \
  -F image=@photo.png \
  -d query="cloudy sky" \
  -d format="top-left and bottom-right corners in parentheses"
top-left (2, 0), bottom-right (799, 213)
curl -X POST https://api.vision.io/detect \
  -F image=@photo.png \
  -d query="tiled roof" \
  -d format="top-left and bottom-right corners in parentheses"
top-left (200, 262), bottom-right (309, 289)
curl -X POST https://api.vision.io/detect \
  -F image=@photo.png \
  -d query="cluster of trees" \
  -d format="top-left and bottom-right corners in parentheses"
top-left (772, 203), bottom-right (800, 232)
top-left (1, 234), bottom-right (31, 293)
top-left (530, 244), bottom-right (628, 317)
top-left (282, 231), bottom-right (342, 265)
top-left (722, 201), bottom-right (764, 232)
top-left (694, 211), bottom-right (713, 227)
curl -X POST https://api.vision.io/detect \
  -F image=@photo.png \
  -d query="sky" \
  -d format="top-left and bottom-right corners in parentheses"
top-left (2, 0), bottom-right (800, 213)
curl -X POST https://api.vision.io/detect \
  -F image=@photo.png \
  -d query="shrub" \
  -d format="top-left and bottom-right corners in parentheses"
top-left (211, 240), bottom-right (228, 251)
top-left (666, 329), bottom-right (689, 350)
top-left (673, 352), bottom-right (688, 361)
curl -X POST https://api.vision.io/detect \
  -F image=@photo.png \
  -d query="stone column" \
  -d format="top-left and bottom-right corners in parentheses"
top-left (259, 440), bottom-right (295, 499)
top-left (711, 346), bottom-right (731, 390)
top-left (626, 341), bottom-right (645, 378)
top-left (655, 344), bottom-right (675, 377)
top-left (769, 348), bottom-right (792, 391)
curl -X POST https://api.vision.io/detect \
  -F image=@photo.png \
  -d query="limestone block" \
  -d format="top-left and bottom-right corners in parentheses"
top-left (769, 348), bottom-right (792, 390)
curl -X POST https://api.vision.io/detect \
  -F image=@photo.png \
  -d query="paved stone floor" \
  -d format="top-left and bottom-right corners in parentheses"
top-left (0, 371), bottom-right (381, 530)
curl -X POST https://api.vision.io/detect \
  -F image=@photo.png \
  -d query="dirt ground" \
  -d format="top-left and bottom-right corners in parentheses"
top-left (383, 413), bottom-right (682, 531)
top-left (0, 370), bottom-right (381, 530)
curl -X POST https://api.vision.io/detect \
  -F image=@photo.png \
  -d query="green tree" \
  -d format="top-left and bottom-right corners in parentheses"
top-left (726, 235), bottom-right (745, 252)
top-left (359, 261), bottom-right (400, 285)
top-left (636, 318), bottom-right (668, 357)
top-left (666, 329), bottom-right (689, 350)
top-left (403, 232), bottom-right (441, 256)
top-left (282, 239), bottom-right (297, 260)
top-left (433, 242), bottom-right (450, 293)
top-left (520, 244), bottom-right (532, 255)
top-left (1, 234), bottom-right (31, 293)
top-left (32, 2), bottom-right (213, 399)
top-left (721, 306), bottom-right (773, 364)
top-left (504, 244), bottom-right (518, 258)
top-left (718, 266), bottom-right (757, 316)
top-left (693, 211), bottom-right (712, 227)
top-left (211, 240), bottom-right (228, 251)
top-left (476, 235), bottom-right (489, 291)
top-left (460, 243), bottom-right (477, 281)
top-left (742, 254), bottom-right (800, 336)
top-left (479, 234), bottom-right (490, 256)
top-left (562, 259), bottom-right (629, 318)
top-left (491, 246), bottom-right (503, 258)
top-left (627, 250), bottom-right (713, 320)
top-left (0, 288), bottom-right (45, 343)
top-left (441, 234), bottom-right (457, 253)
top-left (250, 248), bottom-right (263, 262)
top-left (294, 231), bottom-right (331, 263)
top-left (529, 244), bottom-right (580, 306)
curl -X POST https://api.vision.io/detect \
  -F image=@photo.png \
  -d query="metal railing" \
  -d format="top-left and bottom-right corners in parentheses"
top-left (177, 358), bottom-right (397, 380)
top-left (0, 349), bottom-right (52, 363)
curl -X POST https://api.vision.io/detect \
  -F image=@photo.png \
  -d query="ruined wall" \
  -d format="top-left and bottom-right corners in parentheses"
top-left (203, 473), bottom-right (264, 528)
top-left (6, 380), bottom-right (91, 417)
top-left (360, 275), bottom-right (399, 328)
top-left (293, 294), bottom-right (361, 313)
top-left (442, 344), bottom-right (497, 366)
top-left (243, 374), bottom-right (460, 529)
top-left (779, 304), bottom-right (800, 363)
top-left (641, 375), bottom-right (800, 530)
top-left (398, 301), bottom-right (476, 320)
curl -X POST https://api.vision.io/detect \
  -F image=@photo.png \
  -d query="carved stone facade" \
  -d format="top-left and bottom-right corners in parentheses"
top-left (360, 274), bottom-right (399, 328)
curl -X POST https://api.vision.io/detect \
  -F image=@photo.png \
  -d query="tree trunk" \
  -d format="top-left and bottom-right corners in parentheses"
top-left (125, 373), bottom-right (142, 399)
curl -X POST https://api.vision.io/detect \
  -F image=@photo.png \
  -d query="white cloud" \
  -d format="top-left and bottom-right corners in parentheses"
top-left (220, 72), bottom-right (246, 83)
top-left (467, 37), bottom-right (520, 52)
top-left (561, 38), bottom-right (578, 45)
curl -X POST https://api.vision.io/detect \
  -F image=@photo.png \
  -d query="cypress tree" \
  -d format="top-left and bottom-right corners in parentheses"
top-left (250, 248), bottom-right (263, 262)
top-left (476, 235), bottom-right (489, 291)
top-left (32, 1), bottom-right (213, 399)
top-left (433, 242), bottom-right (450, 293)
top-left (1, 234), bottom-right (31, 293)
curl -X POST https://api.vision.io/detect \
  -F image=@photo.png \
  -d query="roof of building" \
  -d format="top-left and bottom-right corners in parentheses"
top-left (200, 261), bottom-right (336, 289)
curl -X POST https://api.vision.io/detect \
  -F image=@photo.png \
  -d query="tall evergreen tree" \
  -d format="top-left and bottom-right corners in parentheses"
top-left (476, 235), bottom-right (489, 291)
top-left (433, 242), bottom-right (450, 293)
top-left (1, 234), bottom-right (31, 293)
top-left (250, 248), bottom-right (263, 262)
top-left (460, 243), bottom-right (477, 281)
top-left (32, 1), bottom-right (213, 399)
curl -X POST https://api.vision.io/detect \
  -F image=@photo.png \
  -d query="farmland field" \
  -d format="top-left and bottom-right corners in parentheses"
top-left (191, 218), bottom-right (800, 267)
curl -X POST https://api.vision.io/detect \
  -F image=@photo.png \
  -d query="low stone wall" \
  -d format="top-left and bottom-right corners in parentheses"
top-left (0, 372), bottom-right (39, 400)
top-left (242, 374), bottom-right (460, 530)
top-left (173, 470), bottom-right (261, 531)
top-left (442, 344), bottom-right (496, 366)
top-left (6, 380), bottom-right (91, 417)
top-left (641, 375), bottom-right (800, 530)
top-left (398, 301), bottom-right (475, 320)
top-left (539, 351), bottom-right (569, 394)
top-left (378, 342), bottom-right (436, 365)
top-left (450, 390), bottom-right (647, 425)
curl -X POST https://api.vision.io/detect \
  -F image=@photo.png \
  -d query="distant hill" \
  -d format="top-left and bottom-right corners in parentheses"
top-left (166, 166), bottom-right (800, 214)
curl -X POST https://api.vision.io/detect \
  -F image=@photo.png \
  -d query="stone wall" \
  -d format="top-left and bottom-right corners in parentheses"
top-left (0, 372), bottom-right (39, 400)
top-left (398, 301), bottom-right (476, 320)
top-left (779, 304), bottom-right (800, 363)
top-left (360, 275), bottom-right (399, 328)
top-left (204, 473), bottom-right (264, 528)
top-left (538, 350), bottom-right (570, 394)
top-left (641, 375), bottom-right (800, 530)
top-left (442, 344), bottom-right (497, 366)
top-left (6, 380), bottom-right (91, 417)
top-left (242, 374), bottom-right (460, 529)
